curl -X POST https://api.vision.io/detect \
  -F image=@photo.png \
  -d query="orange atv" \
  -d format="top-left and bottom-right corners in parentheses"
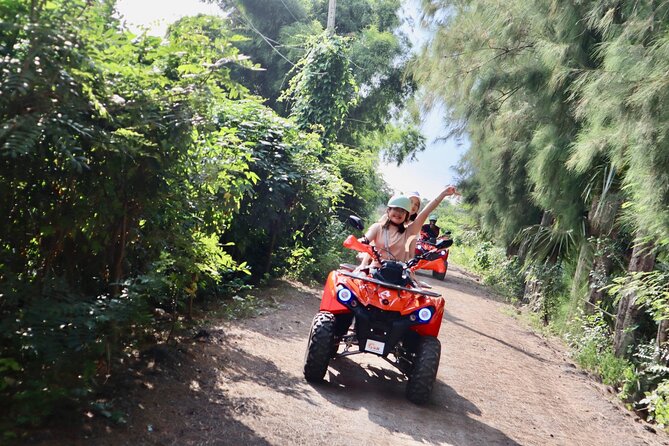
top-left (303, 216), bottom-right (453, 404)
top-left (414, 231), bottom-right (452, 280)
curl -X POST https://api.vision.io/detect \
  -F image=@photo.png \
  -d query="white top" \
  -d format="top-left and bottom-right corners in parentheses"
top-left (364, 223), bottom-right (417, 262)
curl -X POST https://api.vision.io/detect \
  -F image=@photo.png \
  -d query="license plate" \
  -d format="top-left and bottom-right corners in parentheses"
top-left (365, 339), bottom-right (385, 355)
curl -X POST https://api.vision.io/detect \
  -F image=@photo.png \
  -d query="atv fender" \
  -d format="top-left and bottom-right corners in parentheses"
top-left (422, 258), bottom-right (446, 274)
top-left (319, 271), bottom-right (350, 314)
top-left (412, 300), bottom-right (445, 337)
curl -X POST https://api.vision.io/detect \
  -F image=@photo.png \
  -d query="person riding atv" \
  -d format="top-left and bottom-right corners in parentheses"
top-left (421, 215), bottom-right (440, 242)
top-left (407, 191), bottom-right (421, 222)
top-left (358, 186), bottom-right (457, 270)
top-left (302, 186), bottom-right (458, 404)
top-left (303, 217), bottom-right (454, 403)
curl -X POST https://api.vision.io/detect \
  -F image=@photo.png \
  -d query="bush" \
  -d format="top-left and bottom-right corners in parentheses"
top-left (282, 220), bottom-right (355, 283)
top-left (566, 311), bottom-right (635, 389)
top-left (483, 255), bottom-right (526, 301)
top-left (474, 241), bottom-right (494, 270)
top-left (640, 380), bottom-right (669, 427)
top-left (454, 229), bottom-right (480, 247)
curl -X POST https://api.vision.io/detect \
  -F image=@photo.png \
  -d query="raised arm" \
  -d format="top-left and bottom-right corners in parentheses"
top-left (408, 186), bottom-right (457, 234)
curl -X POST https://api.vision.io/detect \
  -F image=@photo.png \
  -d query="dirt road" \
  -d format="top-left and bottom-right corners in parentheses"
top-left (77, 267), bottom-right (667, 446)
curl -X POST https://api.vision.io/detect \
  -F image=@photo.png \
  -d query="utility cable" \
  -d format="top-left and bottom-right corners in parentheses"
top-left (232, 5), bottom-right (296, 67)
top-left (279, 0), bottom-right (299, 22)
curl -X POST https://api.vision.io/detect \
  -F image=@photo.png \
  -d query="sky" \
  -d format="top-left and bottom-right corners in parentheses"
top-left (115, 0), bottom-right (226, 35)
top-left (114, 0), bottom-right (469, 201)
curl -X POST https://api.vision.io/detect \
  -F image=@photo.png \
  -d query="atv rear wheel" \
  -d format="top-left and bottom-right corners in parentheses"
top-left (406, 336), bottom-right (441, 404)
top-left (303, 312), bottom-right (336, 382)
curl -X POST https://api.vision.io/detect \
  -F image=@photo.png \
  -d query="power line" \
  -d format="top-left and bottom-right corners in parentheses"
top-left (230, 3), bottom-right (387, 82)
top-left (278, 0), bottom-right (298, 22)
top-left (232, 6), bottom-right (296, 67)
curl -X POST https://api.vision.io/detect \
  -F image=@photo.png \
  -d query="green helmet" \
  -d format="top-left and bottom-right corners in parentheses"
top-left (387, 195), bottom-right (412, 213)
top-left (429, 214), bottom-right (438, 221)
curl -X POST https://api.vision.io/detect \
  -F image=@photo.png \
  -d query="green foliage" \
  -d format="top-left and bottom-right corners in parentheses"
top-left (283, 220), bottom-right (351, 283)
top-left (377, 125), bottom-right (426, 165)
top-left (221, 0), bottom-right (418, 165)
top-left (415, 0), bottom-right (669, 423)
top-left (515, 223), bottom-right (579, 267)
top-left (566, 311), bottom-right (634, 388)
top-left (222, 0), bottom-right (410, 115)
top-left (640, 380), bottom-right (669, 428)
top-left (483, 255), bottom-right (526, 301)
top-left (0, 1), bottom-right (328, 430)
top-left (446, 220), bottom-right (525, 301)
top-left (608, 269), bottom-right (669, 323)
top-left (474, 241), bottom-right (494, 270)
top-left (214, 98), bottom-right (346, 281)
top-left (328, 142), bottom-right (389, 219)
top-left (0, 0), bottom-right (405, 434)
top-left (281, 32), bottom-right (357, 143)
top-left (312, 0), bottom-right (401, 35)
top-left (571, 2), bottom-right (669, 244)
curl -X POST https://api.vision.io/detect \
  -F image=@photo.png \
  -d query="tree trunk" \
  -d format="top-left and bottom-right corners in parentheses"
top-left (584, 193), bottom-right (622, 314)
top-left (522, 211), bottom-right (553, 305)
top-left (656, 319), bottom-right (669, 351)
top-left (571, 242), bottom-right (590, 301)
top-left (523, 275), bottom-right (542, 308)
top-left (111, 202), bottom-right (128, 296)
top-left (613, 240), bottom-right (656, 358)
top-left (540, 210), bottom-right (553, 227)
top-left (263, 222), bottom-right (278, 276)
top-left (585, 237), bottom-right (615, 314)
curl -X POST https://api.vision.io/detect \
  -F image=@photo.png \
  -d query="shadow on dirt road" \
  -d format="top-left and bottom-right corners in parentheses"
top-left (33, 278), bottom-right (667, 446)
top-left (308, 356), bottom-right (521, 446)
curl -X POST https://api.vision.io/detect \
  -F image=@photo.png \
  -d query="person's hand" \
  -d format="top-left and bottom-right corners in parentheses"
top-left (444, 185), bottom-right (458, 196)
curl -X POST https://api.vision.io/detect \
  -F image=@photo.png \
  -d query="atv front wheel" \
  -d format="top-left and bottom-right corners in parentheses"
top-left (406, 336), bottom-right (441, 404)
top-left (303, 312), bottom-right (336, 382)
top-left (432, 260), bottom-right (447, 280)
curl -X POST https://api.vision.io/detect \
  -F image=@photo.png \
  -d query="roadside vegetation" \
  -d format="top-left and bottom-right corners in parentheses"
top-left (433, 199), bottom-right (668, 426)
top-left (418, 0), bottom-right (669, 423)
top-left (0, 0), bottom-right (417, 439)
top-left (3, 0), bottom-right (669, 440)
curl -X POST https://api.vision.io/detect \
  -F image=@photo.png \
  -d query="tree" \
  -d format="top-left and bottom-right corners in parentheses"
top-left (415, 0), bottom-right (669, 355)
top-left (281, 33), bottom-right (357, 143)
top-left (0, 3), bottom-right (261, 426)
top-left (216, 0), bottom-right (421, 162)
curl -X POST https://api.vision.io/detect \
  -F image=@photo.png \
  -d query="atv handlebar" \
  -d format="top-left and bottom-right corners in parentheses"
top-left (343, 234), bottom-right (452, 269)
top-left (342, 234), bottom-right (382, 263)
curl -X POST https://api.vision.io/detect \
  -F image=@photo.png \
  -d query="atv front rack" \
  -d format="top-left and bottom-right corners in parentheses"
top-left (339, 271), bottom-right (442, 298)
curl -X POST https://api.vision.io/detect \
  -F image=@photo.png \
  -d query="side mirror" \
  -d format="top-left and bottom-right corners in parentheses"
top-left (436, 239), bottom-right (453, 249)
top-left (347, 215), bottom-right (364, 231)
top-left (444, 231), bottom-right (452, 236)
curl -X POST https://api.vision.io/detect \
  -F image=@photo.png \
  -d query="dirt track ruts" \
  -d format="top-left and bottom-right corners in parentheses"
top-left (70, 266), bottom-right (669, 446)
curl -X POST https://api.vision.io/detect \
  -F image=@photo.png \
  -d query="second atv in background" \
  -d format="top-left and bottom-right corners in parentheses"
top-left (415, 217), bottom-right (452, 280)
top-left (414, 232), bottom-right (452, 280)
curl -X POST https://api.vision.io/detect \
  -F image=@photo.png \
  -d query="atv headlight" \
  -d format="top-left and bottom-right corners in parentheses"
top-left (337, 286), bottom-right (353, 303)
top-left (417, 307), bottom-right (433, 323)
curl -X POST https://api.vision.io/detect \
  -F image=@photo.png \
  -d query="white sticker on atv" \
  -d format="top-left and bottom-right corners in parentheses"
top-left (365, 339), bottom-right (385, 355)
